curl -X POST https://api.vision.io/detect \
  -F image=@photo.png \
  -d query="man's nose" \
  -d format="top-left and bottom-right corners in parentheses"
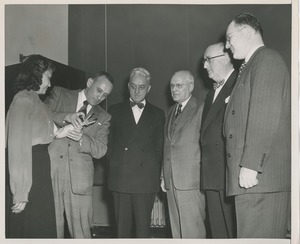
top-left (203, 61), bottom-right (209, 69)
top-left (98, 92), bottom-right (104, 100)
top-left (134, 87), bottom-right (140, 94)
top-left (225, 41), bottom-right (230, 49)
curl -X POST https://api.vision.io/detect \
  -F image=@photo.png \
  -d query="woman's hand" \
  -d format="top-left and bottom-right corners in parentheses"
top-left (55, 124), bottom-right (75, 139)
top-left (67, 127), bottom-right (83, 142)
top-left (11, 202), bottom-right (27, 214)
top-left (64, 112), bottom-right (85, 129)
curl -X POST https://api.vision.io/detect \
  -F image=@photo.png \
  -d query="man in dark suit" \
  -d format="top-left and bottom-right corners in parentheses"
top-left (201, 42), bottom-right (237, 238)
top-left (161, 70), bottom-right (206, 238)
top-left (44, 72), bottom-right (114, 238)
top-left (224, 13), bottom-right (291, 238)
top-left (107, 67), bottom-right (164, 238)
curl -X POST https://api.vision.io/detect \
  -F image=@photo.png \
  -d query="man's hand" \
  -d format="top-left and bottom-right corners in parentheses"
top-left (64, 112), bottom-right (85, 130)
top-left (11, 202), bottom-right (27, 214)
top-left (160, 177), bottom-right (167, 192)
top-left (239, 167), bottom-right (258, 189)
top-left (67, 127), bottom-right (83, 142)
top-left (55, 124), bottom-right (74, 139)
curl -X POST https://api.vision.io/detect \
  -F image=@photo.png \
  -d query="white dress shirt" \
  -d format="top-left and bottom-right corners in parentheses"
top-left (213, 69), bottom-right (234, 103)
top-left (130, 99), bottom-right (146, 124)
top-left (76, 89), bottom-right (92, 114)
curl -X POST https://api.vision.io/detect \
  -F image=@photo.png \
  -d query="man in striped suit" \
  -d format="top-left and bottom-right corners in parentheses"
top-left (224, 13), bottom-right (291, 238)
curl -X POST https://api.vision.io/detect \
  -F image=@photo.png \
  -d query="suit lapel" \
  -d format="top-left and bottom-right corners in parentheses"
top-left (127, 102), bottom-right (157, 145)
top-left (123, 101), bottom-right (141, 144)
top-left (166, 105), bottom-right (176, 141)
top-left (201, 91), bottom-right (214, 127)
top-left (173, 96), bottom-right (196, 136)
top-left (204, 71), bottom-right (237, 132)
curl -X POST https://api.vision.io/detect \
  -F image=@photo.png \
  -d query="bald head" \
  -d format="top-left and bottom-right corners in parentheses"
top-left (203, 42), bottom-right (233, 83)
top-left (170, 70), bottom-right (194, 103)
top-left (225, 13), bottom-right (264, 60)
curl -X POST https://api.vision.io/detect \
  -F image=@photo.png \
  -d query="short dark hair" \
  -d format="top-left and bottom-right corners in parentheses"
top-left (15, 54), bottom-right (55, 92)
top-left (233, 13), bottom-right (263, 37)
top-left (92, 71), bottom-right (114, 85)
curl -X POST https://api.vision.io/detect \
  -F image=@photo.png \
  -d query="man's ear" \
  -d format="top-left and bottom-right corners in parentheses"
top-left (86, 78), bottom-right (94, 88)
top-left (243, 25), bottom-right (253, 37)
top-left (147, 85), bottom-right (152, 93)
top-left (223, 53), bottom-right (231, 64)
top-left (189, 83), bottom-right (194, 92)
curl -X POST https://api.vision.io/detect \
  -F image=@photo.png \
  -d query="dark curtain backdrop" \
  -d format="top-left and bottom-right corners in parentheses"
top-left (68, 4), bottom-right (291, 110)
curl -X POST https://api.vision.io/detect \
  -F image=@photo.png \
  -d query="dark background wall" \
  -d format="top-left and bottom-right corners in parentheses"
top-left (69, 4), bottom-right (291, 111)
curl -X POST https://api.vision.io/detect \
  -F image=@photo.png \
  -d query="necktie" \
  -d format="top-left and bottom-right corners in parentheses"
top-left (78, 100), bottom-right (89, 115)
top-left (238, 61), bottom-right (247, 78)
top-left (175, 103), bottom-right (182, 119)
top-left (130, 101), bottom-right (144, 109)
top-left (213, 79), bottom-right (225, 90)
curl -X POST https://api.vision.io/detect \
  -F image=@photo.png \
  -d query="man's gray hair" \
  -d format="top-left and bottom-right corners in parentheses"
top-left (130, 67), bottom-right (151, 82)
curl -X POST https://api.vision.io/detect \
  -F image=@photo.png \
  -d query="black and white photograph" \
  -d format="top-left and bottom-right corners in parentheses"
top-left (1, 1), bottom-right (298, 244)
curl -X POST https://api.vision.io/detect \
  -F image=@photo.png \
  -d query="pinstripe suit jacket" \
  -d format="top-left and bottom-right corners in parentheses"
top-left (223, 47), bottom-right (291, 196)
top-left (45, 86), bottom-right (111, 195)
top-left (163, 96), bottom-right (204, 190)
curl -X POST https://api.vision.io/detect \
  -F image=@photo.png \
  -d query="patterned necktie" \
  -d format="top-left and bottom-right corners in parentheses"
top-left (213, 79), bottom-right (225, 90)
top-left (78, 100), bottom-right (89, 115)
top-left (237, 61), bottom-right (247, 78)
top-left (130, 101), bottom-right (144, 109)
top-left (175, 103), bottom-right (182, 119)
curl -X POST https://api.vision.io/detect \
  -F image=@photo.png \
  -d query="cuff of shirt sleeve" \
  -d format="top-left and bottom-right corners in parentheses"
top-left (13, 193), bottom-right (29, 205)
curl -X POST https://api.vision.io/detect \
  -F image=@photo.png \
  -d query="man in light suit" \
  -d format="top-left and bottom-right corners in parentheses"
top-left (224, 13), bottom-right (291, 238)
top-left (201, 42), bottom-right (237, 238)
top-left (44, 72), bottom-right (114, 238)
top-left (107, 67), bottom-right (164, 238)
top-left (161, 70), bottom-right (206, 238)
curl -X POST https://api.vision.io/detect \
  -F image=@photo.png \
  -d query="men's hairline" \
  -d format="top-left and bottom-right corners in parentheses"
top-left (129, 73), bottom-right (151, 86)
top-left (93, 75), bottom-right (114, 86)
top-left (171, 71), bottom-right (195, 87)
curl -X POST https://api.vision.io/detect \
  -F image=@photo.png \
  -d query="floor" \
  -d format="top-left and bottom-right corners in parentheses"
top-left (91, 226), bottom-right (172, 238)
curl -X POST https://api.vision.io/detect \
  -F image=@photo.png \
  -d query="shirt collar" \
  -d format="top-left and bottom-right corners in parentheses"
top-left (78, 89), bottom-right (88, 105)
top-left (179, 95), bottom-right (191, 110)
top-left (217, 68), bottom-right (235, 90)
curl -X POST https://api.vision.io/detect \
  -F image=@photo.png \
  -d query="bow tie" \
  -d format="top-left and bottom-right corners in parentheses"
top-left (213, 79), bottom-right (225, 90)
top-left (130, 101), bottom-right (145, 109)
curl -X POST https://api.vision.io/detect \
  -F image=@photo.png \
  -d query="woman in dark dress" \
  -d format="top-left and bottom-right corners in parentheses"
top-left (5, 55), bottom-right (75, 238)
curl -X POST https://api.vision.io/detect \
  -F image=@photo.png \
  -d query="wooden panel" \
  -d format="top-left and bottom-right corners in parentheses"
top-left (68, 5), bottom-right (106, 76)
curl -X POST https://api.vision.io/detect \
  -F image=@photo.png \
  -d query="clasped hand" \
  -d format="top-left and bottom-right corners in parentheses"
top-left (239, 167), bottom-right (258, 189)
top-left (11, 202), bottom-right (27, 214)
top-left (59, 112), bottom-right (96, 141)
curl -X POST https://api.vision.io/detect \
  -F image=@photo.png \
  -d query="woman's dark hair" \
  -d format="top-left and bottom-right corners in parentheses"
top-left (15, 54), bottom-right (55, 92)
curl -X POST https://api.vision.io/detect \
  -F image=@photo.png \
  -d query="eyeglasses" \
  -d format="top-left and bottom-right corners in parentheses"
top-left (226, 26), bottom-right (245, 43)
top-left (202, 54), bottom-right (225, 65)
top-left (170, 82), bottom-right (192, 89)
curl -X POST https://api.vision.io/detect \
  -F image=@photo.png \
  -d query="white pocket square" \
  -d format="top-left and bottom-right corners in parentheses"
top-left (225, 96), bottom-right (230, 104)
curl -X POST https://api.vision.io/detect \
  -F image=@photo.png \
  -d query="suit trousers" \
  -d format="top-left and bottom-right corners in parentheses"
top-left (112, 191), bottom-right (156, 238)
top-left (52, 157), bottom-right (92, 238)
top-left (205, 189), bottom-right (236, 238)
top-left (235, 192), bottom-right (290, 238)
top-left (166, 176), bottom-right (206, 238)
